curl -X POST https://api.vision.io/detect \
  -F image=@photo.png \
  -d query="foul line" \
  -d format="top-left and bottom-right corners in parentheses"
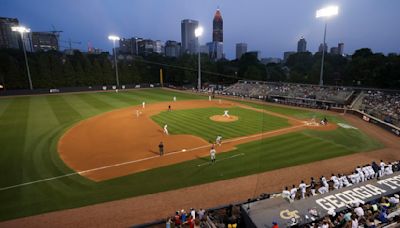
top-left (0, 124), bottom-right (306, 192)
top-left (197, 153), bottom-right (245, 167)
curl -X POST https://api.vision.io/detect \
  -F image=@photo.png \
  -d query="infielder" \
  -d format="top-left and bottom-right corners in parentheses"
top-left (216, 135), bottom-right (222, 146)
top-left (173, 96), bottom-right (176, 102)
top-left (142, 101), bottom-right (146, 109)
top-left (210, 146), bottom-right (216, 163)
top-left (163, 124), bottom-right (169, 135)
top-left (223, 110), bottom-right (230, 118)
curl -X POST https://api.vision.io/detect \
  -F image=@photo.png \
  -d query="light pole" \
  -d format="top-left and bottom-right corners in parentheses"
top-left (108, 35), bottom-right (120, 87)
top-left (194, 26), bottom-right (203, 91)
top-left (316, 6), bottom-right (338, 86)
top-left (12, 26), bottom-right (33, 90)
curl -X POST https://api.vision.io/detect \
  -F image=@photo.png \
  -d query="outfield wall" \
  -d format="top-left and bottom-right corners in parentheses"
top-left (0, 83), bottom-right (163, 96)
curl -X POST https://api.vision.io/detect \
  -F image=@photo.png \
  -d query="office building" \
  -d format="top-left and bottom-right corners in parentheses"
top-left (138, 39), bottom-right (154, 56)
top-left (213, 8), bottom-right (223, 42)
top-left (165, 40), bottom-right (181, 58)
top-left (318, 43), bottom-right (328, 53)
top-left (119, 37), bottom-right (142, 55)
top-left (181, 19), bottom-right (199, 54)
top-left (297, 37), bottom-right (307, 52)
top-left (236, 43), bottom-right (247, 60)
top-left (338, 43), bottom-right (344, 55)
top-left (31, 32), bottom-right (59, 52)
top-left (153, 40), bottom-right (164, 55)
top-left (0, 17), bottom-right (20, 49)
top-left (207, 41), bottom-right (223, 60)
top-left (283, 51), bottom-right (296, 62)
top-left (330, 47), bottom-right (339, 55)
top-left (119, 38), bottom-right (133, 54)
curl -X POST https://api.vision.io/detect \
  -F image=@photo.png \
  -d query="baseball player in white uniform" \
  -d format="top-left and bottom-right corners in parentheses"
top-left (299, 180), bottom-right (307, 199)
top-left (282, 187), bottom-right (291, 202)
top-left (210, 147), bottom-right (216, 163)
top-left (216, 135), bottom-right (222, 146)
top-left (223, 110), bottom-right (230, 118)
top-left (385, 162), bottom-right (393, 175)
top-left (321, 176), bottom-right (329, 192)
top-left (290, 185), bottom-right (298, 201)
top-left (163, 124), bottom-right (169, 135)
top-left (380, 160), bottom-right (386, 177)
top-left (330, 174), bottom-right (340, 190)
top-left (341, 174), bottom-right (351, 187)
top-left (173, 96), bottom-right (176, 102)
top-left (356, 166), bottom-right (365, 182)
top-left (142, 101), bottom-right (146, 109)
top-left (136, 109), bottom-right (140, 118)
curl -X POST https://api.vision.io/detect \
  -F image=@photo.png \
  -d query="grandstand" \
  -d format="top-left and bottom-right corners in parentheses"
top-left (361, 90), bottom-right (400, 127)
top-left (222, 80), bottom-right (355, 108)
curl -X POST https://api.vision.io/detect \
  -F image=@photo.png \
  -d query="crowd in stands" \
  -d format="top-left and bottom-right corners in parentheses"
top-left (223, 81), bottom-right (354, 104)
top-left (303, 196), bottom-right (400, 228)
top-left (361, 91), bottom-right (400, 127)
top-left (165, 206), bottom-right (240, 228)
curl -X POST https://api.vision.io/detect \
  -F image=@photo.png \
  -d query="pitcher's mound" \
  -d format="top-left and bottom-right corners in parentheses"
top-left (209, 115), bottom-right (239, 122)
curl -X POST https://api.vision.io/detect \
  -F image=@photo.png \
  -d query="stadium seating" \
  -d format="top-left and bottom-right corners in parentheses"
top-left (361, 90), bottom-right (400, 127)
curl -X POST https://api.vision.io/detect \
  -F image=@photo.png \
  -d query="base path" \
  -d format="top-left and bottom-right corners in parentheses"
top-left (58, 99), bottom-right (332, 181)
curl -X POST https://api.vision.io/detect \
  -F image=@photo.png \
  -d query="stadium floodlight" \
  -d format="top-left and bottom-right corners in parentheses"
top-left (11, 26), bottom-right (33, 90)
top-left (316, 6), bottom-right (339, 18)
top-left (316, 6), bottom-right (339, 86)
top-left (195, 26), bottom-right (203, 91)
top-left (108, 35), bottom-right (120, 41)
top-left (108, 35), bottom-right (120, 87)
top-left (194, 27), bottom-right (203, 38)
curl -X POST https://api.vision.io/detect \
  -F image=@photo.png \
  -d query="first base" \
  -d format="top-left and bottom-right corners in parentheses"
top-left (182, 149), bottom-right (187, 152)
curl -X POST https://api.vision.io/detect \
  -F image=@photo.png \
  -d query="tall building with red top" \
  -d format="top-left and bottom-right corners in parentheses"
top-left (212, 8), bottom-right (223, 42)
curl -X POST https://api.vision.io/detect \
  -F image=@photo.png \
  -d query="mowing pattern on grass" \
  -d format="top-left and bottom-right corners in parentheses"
top-left (151, 107), bottom-right (290, 142)
top-left (0, 91), bottom-right (383, 221)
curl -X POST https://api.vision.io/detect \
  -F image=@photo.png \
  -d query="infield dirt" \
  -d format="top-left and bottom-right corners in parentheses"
top-left (58, 99), bottom-right (335, 181)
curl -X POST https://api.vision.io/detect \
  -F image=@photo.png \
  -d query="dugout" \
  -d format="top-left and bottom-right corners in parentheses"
top-left (241, 173), bottom-right (400, 227)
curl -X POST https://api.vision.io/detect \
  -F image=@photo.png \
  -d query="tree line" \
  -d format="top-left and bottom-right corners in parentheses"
top-left (0, 48), bottom-right (399, 90)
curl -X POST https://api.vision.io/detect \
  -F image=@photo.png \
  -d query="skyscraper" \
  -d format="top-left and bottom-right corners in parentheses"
top-left (181, 19), bottom-right (199, 54)
top-left (297, 37), bottom-right (307, 52)
top-left (0, 17), bottom-right (20, 49)
top-left (210, 8), bottom-right (224, 60)
top-left (338, 43), bottom-right (344, 55)
top-left (213, 8), bottom-right (223, 42)
top-left (236, 43), bottom-right (247, 60)
top-left (318, 43), bottom-right (328, 53)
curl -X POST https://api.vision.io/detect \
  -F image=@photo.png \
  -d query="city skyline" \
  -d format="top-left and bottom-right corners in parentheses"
top-left (1, 0), bottom-right (399, 59)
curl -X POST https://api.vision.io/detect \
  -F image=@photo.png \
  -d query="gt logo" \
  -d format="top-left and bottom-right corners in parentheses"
top-left (280, 209), bottom-right (300, 219)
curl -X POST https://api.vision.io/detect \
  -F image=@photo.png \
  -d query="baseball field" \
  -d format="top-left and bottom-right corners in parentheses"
top-left (0, 88), bottom-right (386, 223)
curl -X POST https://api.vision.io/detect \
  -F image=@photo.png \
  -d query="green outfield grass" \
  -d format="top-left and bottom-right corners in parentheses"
top-left (0, 89), bottom-right (383, 221)
top-left (151, 107), bottom-right (290, 142)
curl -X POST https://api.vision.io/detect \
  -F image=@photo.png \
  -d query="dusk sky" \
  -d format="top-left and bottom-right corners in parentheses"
top-left (1, 0), bottom-right (399, 59)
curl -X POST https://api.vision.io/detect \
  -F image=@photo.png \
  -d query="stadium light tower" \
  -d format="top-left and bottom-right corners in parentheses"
top-left (12, 26), bottom-right (33, 90)
top-left (108, 35), bottom-right (120, 87)
top-left (316, 5), bottom-right (339, 86)
top-left (195, 26), bottom-right (203, 91)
